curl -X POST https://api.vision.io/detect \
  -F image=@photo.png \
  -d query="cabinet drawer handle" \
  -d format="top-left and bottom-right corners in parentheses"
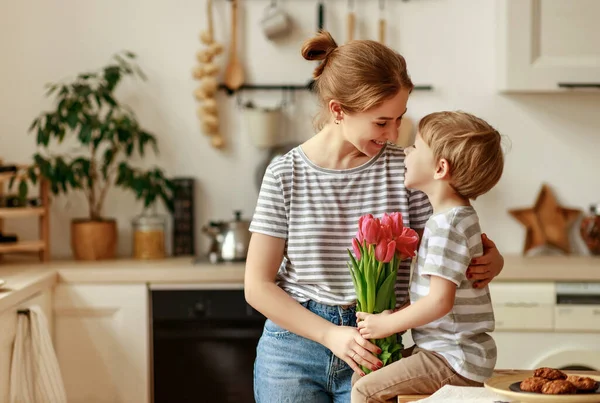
top-left (505, 302), bottom-right (538, 308)
top-left (558, 83), bottom-right (600, 89)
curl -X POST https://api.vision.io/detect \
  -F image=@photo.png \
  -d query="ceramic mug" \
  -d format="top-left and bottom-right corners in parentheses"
top-left (261, 2), bottom-right (292, 40)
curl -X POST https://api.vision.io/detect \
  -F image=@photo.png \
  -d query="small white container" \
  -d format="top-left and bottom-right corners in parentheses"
top-left (243, 107), bottom-right (282, 149)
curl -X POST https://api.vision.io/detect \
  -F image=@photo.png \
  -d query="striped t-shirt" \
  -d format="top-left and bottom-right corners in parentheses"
top-left (410, 206), bottom-right (497, 383)
top-left (249, 143), bottom-right (432, 306)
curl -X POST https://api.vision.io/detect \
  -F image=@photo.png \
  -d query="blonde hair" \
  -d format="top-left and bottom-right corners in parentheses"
top-left (418, 111), bottom-right (504, 200)
top-left (301, 30), bottom-right (413, 130)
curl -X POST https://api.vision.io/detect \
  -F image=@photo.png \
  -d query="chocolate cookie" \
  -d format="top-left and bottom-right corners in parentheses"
top-left (566, 375), bottom-right (599, 392)
top-left (534, 367), bottom-right (568, 380)
top-left (541, 379), bottom-right (577, 395)
top-left (520, 376), bottom-right (549, 393)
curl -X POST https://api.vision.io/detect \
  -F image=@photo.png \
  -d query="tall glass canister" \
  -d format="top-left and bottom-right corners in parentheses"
top-left (132, 214), bottom-right (167, 259)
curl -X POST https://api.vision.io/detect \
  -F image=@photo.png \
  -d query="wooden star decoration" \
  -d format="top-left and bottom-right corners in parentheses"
top-left (508, 183), bottom-right (581, 255)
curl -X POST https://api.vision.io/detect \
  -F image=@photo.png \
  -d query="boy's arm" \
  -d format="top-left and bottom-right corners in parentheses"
top-left (357, 276), bottom-right (456, 339)
top-left (388, 276), bottom-right (456, 333)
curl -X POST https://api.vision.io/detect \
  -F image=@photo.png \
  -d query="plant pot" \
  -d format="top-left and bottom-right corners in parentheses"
top-left (71, 219), bottom-right (118, 260)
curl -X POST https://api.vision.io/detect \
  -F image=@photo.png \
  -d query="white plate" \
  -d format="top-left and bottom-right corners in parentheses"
top-left (485, 372), bottom-right (600, 403)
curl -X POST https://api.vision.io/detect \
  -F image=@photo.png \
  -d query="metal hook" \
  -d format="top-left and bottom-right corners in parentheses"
top-left (236, 92), bottom-right (245, 108)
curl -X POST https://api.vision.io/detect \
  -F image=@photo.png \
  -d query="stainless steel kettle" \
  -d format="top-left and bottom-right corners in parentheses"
top-left (202, 210), bottom-right (251, 263)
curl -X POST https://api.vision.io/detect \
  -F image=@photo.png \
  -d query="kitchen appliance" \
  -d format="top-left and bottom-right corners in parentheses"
top-left (172, 178), bottom-right (196, 256)
top-left (201, 210), bottom-right (251, 263)
top-left (489, 282), bottom-right (600, 371)
top-left (151, 287), bottom-right (266, 403)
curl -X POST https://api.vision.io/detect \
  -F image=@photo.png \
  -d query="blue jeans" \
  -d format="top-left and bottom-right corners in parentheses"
top-left (254, 300), bottom-right (357, 403)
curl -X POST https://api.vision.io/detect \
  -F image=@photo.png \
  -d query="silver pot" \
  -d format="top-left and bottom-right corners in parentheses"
top-left (202, 210), bottom-right (251, 263)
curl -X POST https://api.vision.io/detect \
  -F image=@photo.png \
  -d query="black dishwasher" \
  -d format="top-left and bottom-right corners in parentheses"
top-left (151, 289), bottom-right (265, 403)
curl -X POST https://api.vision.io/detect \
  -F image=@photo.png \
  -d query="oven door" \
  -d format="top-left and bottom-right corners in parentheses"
top-left (151, 288), bottom-right (265, 403)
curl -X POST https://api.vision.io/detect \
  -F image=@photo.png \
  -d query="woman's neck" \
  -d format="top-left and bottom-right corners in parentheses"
top-left (301, 124), bottom-right (371, 170)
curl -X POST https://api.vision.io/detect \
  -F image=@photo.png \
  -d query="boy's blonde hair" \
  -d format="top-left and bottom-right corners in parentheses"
top-left (418, 111), bottom-right (504, 200)
top-left (301, 30), bottom-right (413, 130)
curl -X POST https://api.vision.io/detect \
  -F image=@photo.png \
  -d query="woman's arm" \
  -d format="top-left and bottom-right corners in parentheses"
top-left (244, 233), bottom-right (382, 374)
top-left (466, 233), bottom-right (504, 288)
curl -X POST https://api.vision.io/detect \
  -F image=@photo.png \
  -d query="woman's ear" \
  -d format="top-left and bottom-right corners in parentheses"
top-left (434, 158), bottom-right (451, 180)
top-left (328, 100), bottom-right (344, 121)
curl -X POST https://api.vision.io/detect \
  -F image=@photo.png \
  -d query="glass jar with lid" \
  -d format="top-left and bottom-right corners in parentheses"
top-left (132, 214), bottom-right (167, 259)
top-left (580, 203), bottom-right (600, 255)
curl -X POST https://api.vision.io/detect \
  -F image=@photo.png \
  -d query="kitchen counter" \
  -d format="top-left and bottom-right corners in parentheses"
top-left (0, 254), bottom-right (599, 313)
top-left (0, 257), bottom-right (244, 312)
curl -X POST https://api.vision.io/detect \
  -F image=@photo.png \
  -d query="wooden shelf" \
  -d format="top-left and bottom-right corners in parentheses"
top-left (0, 207), bottom-right (45, 218)
top-left (0, 240), bottom-right (45, 254)
top-left (0, 161), bottom-right (49, 262)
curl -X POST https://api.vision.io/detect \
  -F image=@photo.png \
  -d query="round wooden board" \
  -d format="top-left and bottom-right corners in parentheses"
top-left (484, 372), bottom-right (600, 403)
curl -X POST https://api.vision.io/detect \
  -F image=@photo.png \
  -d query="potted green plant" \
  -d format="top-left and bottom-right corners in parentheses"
top-left (23, 51), bottom-right (175, 260)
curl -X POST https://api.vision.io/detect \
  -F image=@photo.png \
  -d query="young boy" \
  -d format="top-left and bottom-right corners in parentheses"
top-left (351, 111), bottom-right (504, 402)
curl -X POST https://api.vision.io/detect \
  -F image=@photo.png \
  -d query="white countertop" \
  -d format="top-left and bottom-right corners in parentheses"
top-left (0, 254), bottom-right (599, 313)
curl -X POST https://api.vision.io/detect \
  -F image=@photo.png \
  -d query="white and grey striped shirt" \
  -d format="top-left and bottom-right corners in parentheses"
top-left (249, 144), bottom-right (432, 306)
top-left (410, 206), bottom-right (497, 383)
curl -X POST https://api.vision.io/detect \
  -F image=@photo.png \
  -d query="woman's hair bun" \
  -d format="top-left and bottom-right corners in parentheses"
top-left (301, 30), bottom-right (337, 61)
top-left (301, 30), bottom-right (338, 78)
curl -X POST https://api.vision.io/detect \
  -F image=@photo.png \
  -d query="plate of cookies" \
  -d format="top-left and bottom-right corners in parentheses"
top-left (485, 367), bottom-right (600, 402)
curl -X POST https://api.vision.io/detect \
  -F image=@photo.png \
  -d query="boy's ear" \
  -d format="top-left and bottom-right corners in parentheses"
top-left (434, 158), bottom-right (451, 180)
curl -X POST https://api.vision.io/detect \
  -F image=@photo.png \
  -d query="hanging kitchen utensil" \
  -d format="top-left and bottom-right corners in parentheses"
top-left (224, 0), bottom-right (245, 91)
top-left (378, 0), bottom-right (386, 44)
top-left (307, 1), bottom-right (326, 91)
top-left (193, 0), bottom-right (225, 149)
top-left (347, 0), bottom-right (356, 42)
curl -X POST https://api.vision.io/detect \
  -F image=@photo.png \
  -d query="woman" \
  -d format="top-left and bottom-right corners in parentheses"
top-left (244, 30), bottom-right (504, 403)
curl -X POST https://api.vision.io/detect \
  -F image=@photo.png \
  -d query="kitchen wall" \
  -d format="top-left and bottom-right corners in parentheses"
top-left (1, 0), bottom-right (599, 258)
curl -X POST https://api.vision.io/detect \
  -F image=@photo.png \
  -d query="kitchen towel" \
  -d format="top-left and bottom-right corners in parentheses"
top-left (413, 385), bottom-right (513, 403)
top-left (9, 305), bottom-right (67, 403)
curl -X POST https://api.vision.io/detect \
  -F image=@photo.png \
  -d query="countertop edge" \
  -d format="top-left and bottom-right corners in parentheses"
top-left (0, 270), bottom-right (57, 313)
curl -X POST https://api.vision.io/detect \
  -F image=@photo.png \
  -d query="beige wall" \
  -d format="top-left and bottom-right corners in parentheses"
top-left (1, 0), bottom-right (599, 258)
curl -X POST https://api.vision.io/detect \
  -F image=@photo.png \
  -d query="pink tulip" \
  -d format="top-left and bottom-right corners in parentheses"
top-left (381, 212), bottom-right (405, 238)
top-left (358, 214), bottom-right (374, 238)
top-left (375, 240), bottom-right (396, 263)
top-left (395, 227), bottom-right (419, 258)
top-left (356, 229), bottom-right (363, 244)
top-left (361, 215), bottom-right (381, 245)
top-left (352, 238), bottom-right (361, 259)
top-left (379, 224), bottom-right (393, 242)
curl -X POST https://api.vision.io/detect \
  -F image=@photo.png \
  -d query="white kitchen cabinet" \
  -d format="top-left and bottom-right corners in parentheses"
top-left (53, 284), bottom-right (149, 403)
top-left (497, 0), bottom-right (600, 92)
top-left (0, 290), bottom-right (53, 403)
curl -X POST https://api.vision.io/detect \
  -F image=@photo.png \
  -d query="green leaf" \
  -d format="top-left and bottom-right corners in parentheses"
top-left (66, 109), bottom-right (79, 130)
top-left (101, 148), bottom-right (115, 179)
top-left (18, 180), bottom-right (28, 201)
top-left (374, 269), bottom-right (396, 313)
top-left (44, 84), bottom-right (58, 96)
top-left (29, 118), bottom-right (40, 132)
top-left (78, 124), bottom-right (92, 144)
top-left (103, 65), bottom-right (121, 91)
top-left (28, 167), bottom-right (38, 185)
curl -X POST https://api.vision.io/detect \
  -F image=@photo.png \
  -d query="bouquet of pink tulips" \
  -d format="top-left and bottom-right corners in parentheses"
top-left (348, 212), bottom-right (419, 373)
